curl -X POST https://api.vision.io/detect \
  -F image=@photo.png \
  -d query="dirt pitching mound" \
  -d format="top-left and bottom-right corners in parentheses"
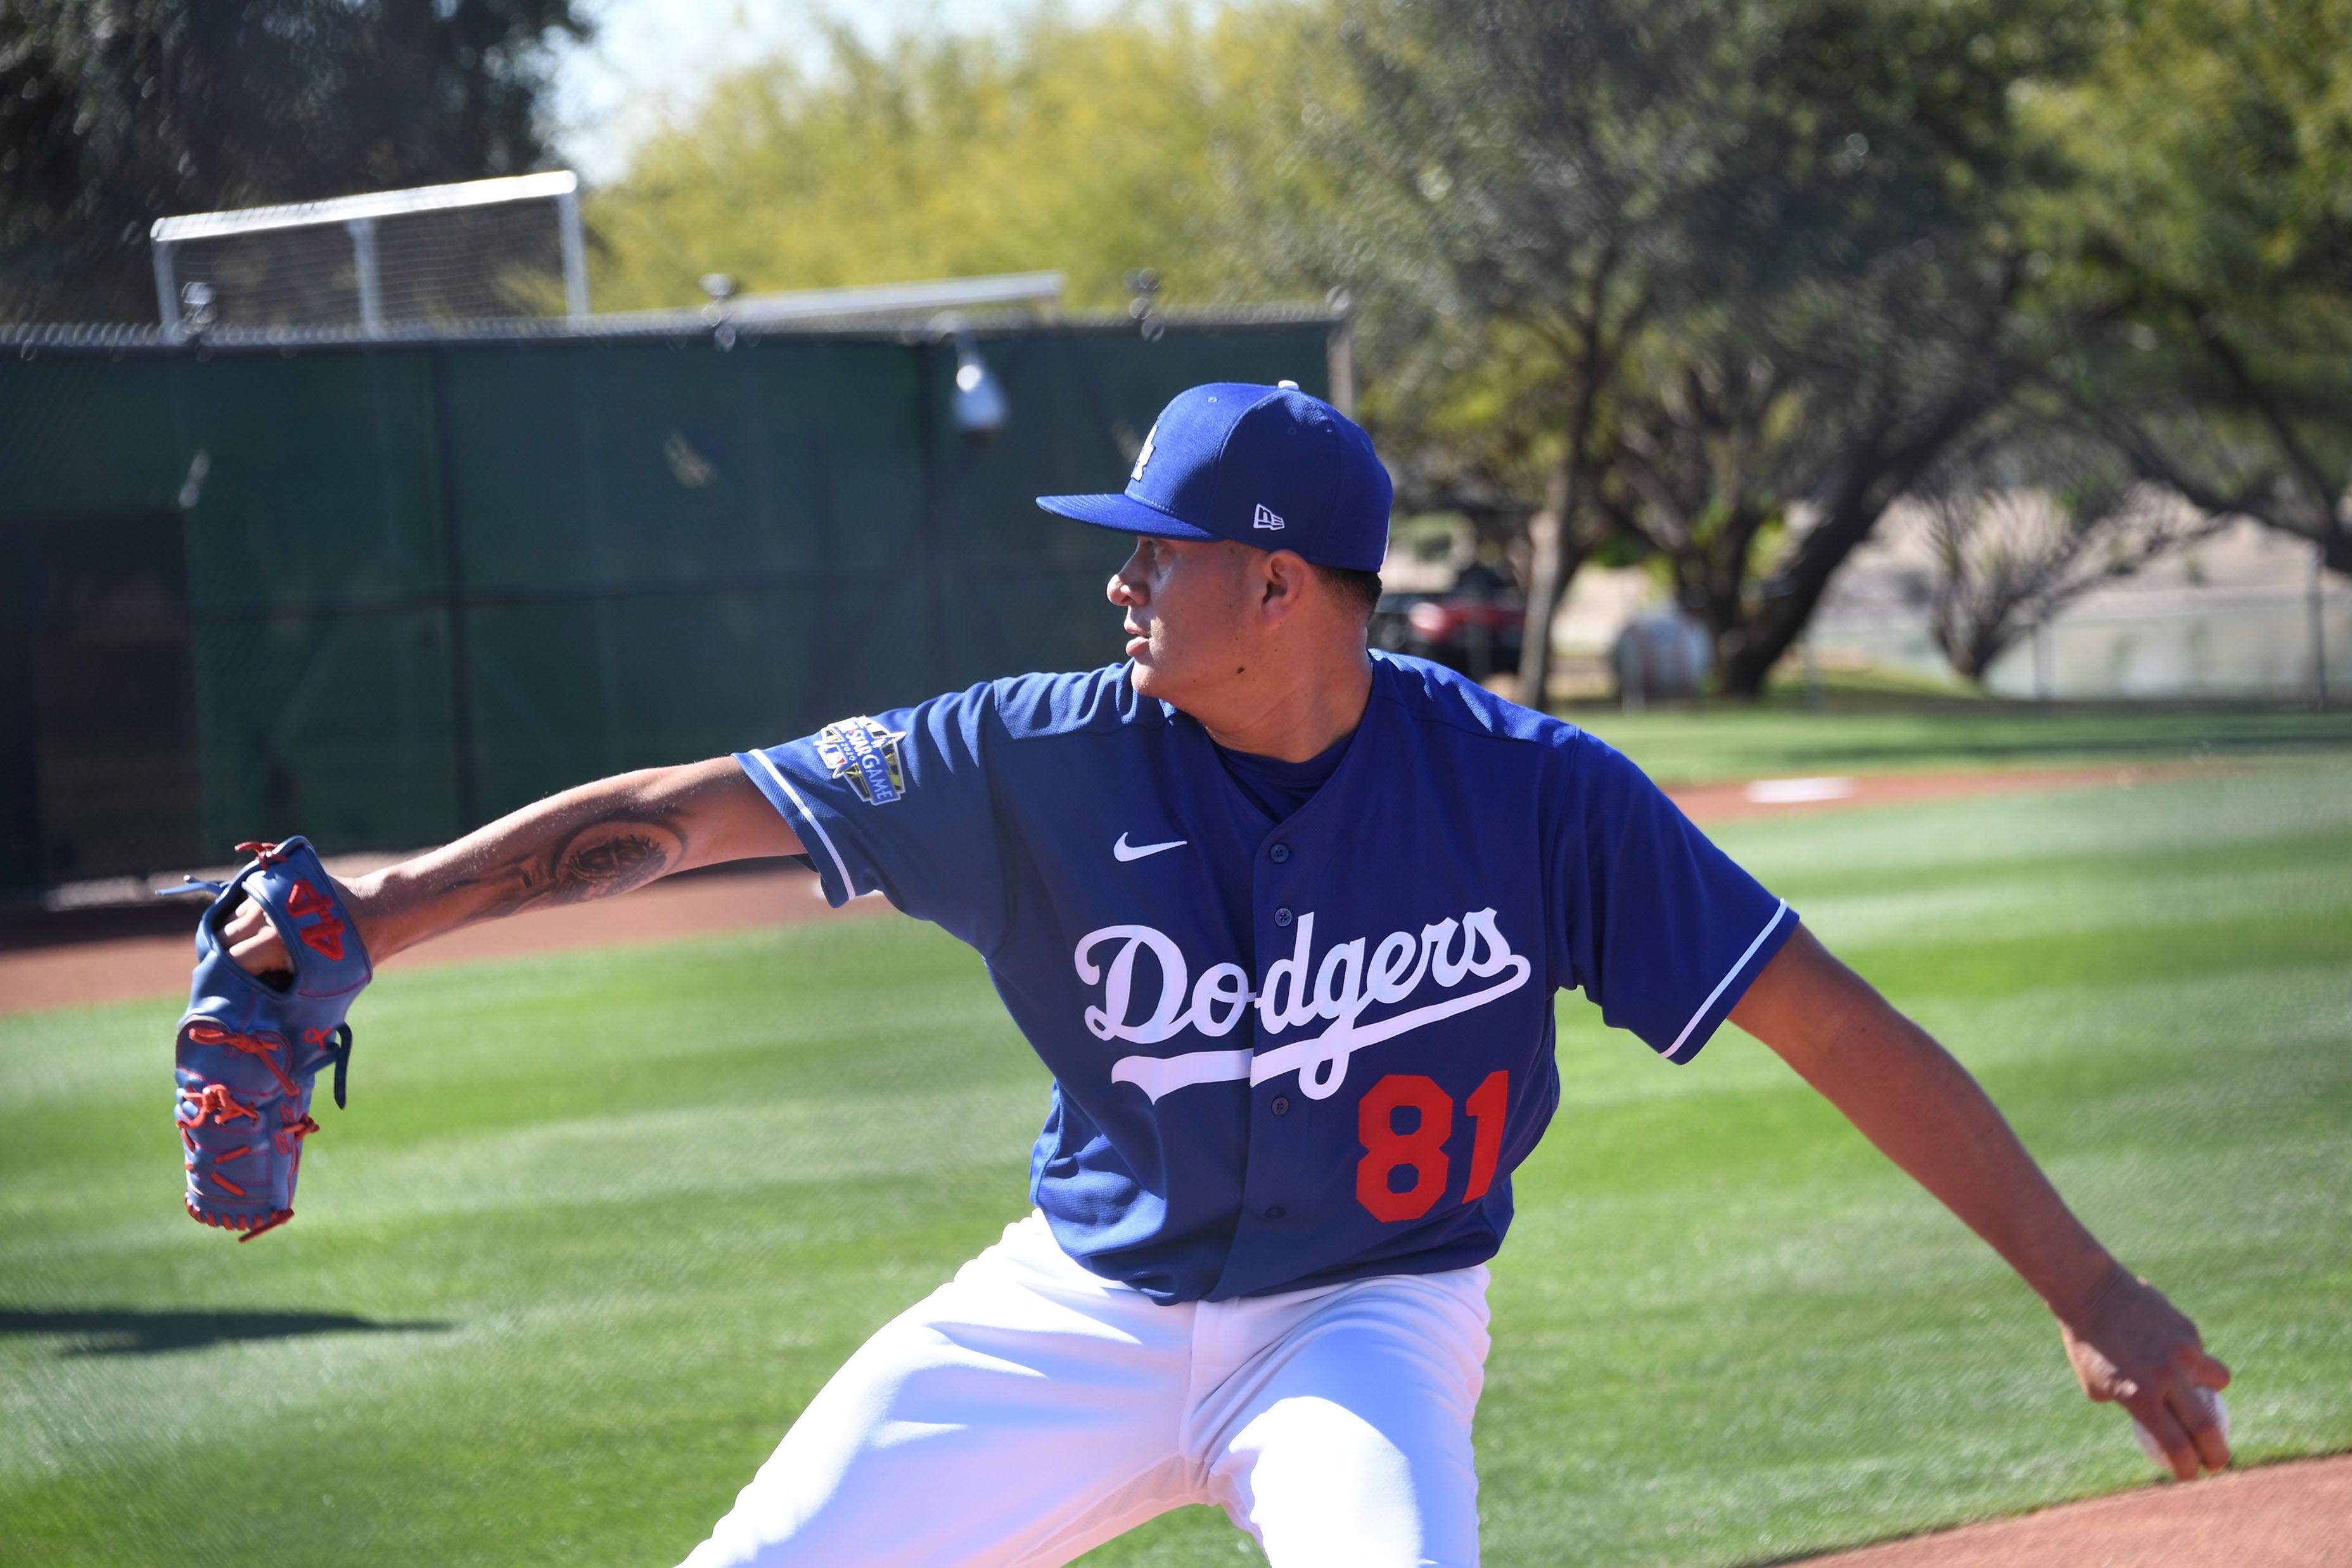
top-left (1790, 1453), bottom-right (2352, 1567)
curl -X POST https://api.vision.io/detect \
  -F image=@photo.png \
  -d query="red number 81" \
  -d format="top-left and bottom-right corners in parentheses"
top-left (1355, 1070), bottom-right (1507, 1223)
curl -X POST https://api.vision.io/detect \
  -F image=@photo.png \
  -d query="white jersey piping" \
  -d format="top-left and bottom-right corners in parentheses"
top-left (1662, 898), bottom-right (1789, 1062)
top-left (747, 749), bottom-right (857, 900)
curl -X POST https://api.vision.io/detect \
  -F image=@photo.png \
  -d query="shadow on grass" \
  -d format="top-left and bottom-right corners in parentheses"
top-left (0, 1306), bottom-right (454, 1356)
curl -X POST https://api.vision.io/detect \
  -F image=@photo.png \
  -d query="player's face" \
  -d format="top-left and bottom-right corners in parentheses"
top-left (1108, 535), bottom-right (1261, 707)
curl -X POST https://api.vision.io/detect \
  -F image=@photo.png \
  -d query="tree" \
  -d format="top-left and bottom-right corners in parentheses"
top-left (1917, 421), bottom-right (2226, 684)
top-left (1319, 0), bottom-right (2113, 698)
top-left (2028, 0), bottom-right (2352, 576)
top-left (0, 0), bottom-right (588, 323)
top-left (1317, 0), bottom-right (1763, 704)
top-left (587, 6), bottom-right (1319, 312)
top-left (1599, 250), bottom-right (2042, 695)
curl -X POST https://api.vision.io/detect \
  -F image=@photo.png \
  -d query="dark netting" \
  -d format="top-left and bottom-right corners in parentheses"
top-left (0, 317), bottom-right (1339, 890)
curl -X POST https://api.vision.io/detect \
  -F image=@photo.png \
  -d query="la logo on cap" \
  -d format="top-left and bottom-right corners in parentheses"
top-left (1253, 503), bottom-right (1286, 532)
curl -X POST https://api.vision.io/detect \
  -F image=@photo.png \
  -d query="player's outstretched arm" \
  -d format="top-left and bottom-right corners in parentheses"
top-left (1727, 925), bottom-right (2232, 1481)
top-left (219, 758), bottom-right (801, 973)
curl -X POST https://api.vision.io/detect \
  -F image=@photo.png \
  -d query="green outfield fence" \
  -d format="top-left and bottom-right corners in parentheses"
top-left (0, 310), bottom-right (1340, 893)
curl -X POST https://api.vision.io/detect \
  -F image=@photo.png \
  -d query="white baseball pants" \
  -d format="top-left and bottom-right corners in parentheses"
top-left (675, 1212), bottom-right (1492, 1568)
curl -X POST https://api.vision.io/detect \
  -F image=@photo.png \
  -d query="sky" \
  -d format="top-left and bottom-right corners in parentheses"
top-left (545, 0), bottom-right (1129, 184)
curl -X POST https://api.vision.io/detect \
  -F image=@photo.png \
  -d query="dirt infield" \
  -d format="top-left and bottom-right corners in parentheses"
top-left (1789, 1453), bottom-right (2352, 1567)
top-left (0, 763), bottom-right (2191, 1017)
top-left (1659, 762), bottom-right (2190, 824)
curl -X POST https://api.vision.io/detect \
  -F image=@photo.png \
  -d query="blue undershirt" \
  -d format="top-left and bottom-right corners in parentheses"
top-left (1212, 729), bottom-right (1354, 822)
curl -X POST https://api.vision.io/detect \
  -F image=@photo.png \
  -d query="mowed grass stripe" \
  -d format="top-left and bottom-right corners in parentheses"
top-left (1575, 696), bottom-right (2352, 786)
top-left (2, 756), bottom-right (2347, 1567)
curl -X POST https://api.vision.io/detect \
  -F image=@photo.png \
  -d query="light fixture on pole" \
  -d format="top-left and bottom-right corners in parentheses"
top-left (934, 314), bottom-right (1007, 438)
top-left (179, 281), bottom-right (216, 340)
top-left (701, 274), bottom-right (738, 350)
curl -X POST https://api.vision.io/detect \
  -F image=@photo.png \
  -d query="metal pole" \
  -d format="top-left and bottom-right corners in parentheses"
top-left (2033, 620), bottom-right (2052, 701)
top-left (348, 217), bottom-right (384, 336)
top-left (1326, 290), bottom-right (1356, 417)
top-left (153, 240), bottom-right (181, 336)
top-left (2313, 544), bottom-right (2330, 711)
top-left (557, 189), bottom-right (591, 327)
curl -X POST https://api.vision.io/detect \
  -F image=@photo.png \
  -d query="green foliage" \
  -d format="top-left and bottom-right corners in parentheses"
top-left (0, 1), bottom-right (589, 323)
top-left (587, 4), bottom-right (1329, 312)
top-left (2035, 0), bottom-right (2352, 311)
top-left (4, 750), bottom-right (2352, 1565)
top-left (2024, 0), bottom-right (2352, 571)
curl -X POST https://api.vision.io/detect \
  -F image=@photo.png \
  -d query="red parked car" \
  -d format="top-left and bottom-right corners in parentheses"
top-left (1371, 564), bottom-right (1525, 679)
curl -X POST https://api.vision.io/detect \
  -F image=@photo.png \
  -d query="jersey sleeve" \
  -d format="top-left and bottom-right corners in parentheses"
top-left (1547, 730), bottom-right (1796, 1062)
top-left (734, 684), bottom-right (1009, 954)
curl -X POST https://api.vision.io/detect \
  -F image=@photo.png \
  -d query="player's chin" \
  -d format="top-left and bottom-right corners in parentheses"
top-left (1125, 654), bottom-right (1173, 699)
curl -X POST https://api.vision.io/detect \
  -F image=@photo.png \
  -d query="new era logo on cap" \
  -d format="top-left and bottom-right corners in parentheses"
top-left (1033, 382), bottom-right (1394, 573)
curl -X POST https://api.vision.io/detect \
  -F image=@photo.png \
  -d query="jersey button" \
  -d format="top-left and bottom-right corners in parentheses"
top-left (1274, 907), bottom-right (1294, 927)
top-left (1263, 1205), bottom-right (1286, 1220)
top-left (1270, 1095), bottom-right (1291, 1116)
top-left (1269, 843), bottom-right (1291, 864)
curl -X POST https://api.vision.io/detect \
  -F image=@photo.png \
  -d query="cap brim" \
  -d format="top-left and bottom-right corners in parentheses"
top-left (1035, 491), bottom-right (1218, 542)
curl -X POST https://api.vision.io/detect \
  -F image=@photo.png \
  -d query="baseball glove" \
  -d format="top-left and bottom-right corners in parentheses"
top-left (172, 838), bottom-right (371, 1240)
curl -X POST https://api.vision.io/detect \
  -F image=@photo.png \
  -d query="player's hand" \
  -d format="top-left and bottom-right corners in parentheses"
top-left (2055, 1261), bottom-right (2231, 1480)
top-left (219, 893), bottom-right (293, 978)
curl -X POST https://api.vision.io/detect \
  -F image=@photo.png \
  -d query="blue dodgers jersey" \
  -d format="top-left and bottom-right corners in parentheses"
top-left (736, 655), bottom-right (1796, 1304)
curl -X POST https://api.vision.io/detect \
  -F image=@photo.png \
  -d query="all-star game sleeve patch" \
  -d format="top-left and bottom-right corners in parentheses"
top-left (815, 717), bottom-right (910, 805)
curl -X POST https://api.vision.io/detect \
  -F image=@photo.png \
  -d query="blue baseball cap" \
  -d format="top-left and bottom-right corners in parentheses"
top-left (1037, 383), bottom-right (1393, 573)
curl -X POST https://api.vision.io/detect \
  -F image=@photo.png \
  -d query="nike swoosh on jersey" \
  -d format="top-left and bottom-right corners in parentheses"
top-left (1113, 833), bottom-right (1189, 862)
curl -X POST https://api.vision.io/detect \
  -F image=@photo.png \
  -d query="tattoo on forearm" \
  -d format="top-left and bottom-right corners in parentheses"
top-left (563, 827), bottom-right (670, 889)
top-left (446, 808), bottom-right (689, 922)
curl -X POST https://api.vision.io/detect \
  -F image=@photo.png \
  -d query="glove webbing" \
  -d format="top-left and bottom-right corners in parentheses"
top-left (176, 1021), bottom-right (343, 1242)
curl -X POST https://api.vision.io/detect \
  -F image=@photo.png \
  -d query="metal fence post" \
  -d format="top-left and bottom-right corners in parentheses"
top-left (2313, 544), bottom-right (2330, 711)
top-left (1325, 288), bottom-right (1356, 417)
top-left (557, 189), bottom-right (591, 327)
top-left (152, 240), bottom-right (181, 336)
top-left (348, 217), bottom-right (385, 337)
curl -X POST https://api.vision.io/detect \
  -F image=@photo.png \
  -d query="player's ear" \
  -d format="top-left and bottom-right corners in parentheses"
top-left (1258, 549), bottom-right (1312, 622)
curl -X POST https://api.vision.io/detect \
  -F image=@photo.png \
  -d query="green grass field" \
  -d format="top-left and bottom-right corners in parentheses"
top-left (1566, 685), bottom-right (2352, 784)
top-left (5, 734), bottom-right (2349, 1566)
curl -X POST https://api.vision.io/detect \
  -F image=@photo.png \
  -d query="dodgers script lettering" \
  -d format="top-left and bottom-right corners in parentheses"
top-left (1074, 908), bottom-right (1531, 1102)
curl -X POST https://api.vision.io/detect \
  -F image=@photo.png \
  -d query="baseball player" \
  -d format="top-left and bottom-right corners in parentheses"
top-left (214, 384), bottom-right (2229, 1566)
